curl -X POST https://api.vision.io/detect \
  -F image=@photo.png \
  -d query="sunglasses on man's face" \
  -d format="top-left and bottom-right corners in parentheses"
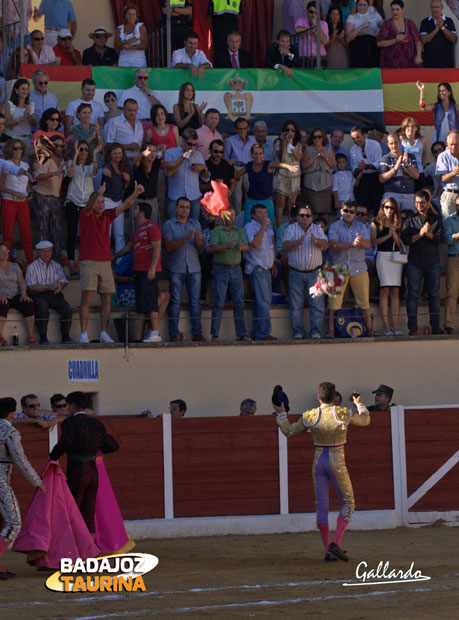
top-left (94, 34), bottom-right (108, 39)
top-left (186, 141), bottom-right (197, 147)
top-left (38, 81), bottom-right (48, 85)
top-left (137, 76), bottom-right (148, 80)
top-left (105, 97), bottom-right (116, 102)
top-left (342, 208), bottom-right (355, 214)
top-left (356, 211), bottom-right (368, 216)
top-left (212, 149), bottom-right (224, 154)
top-left (33, 37), bottom-right (44, 41)
top-left (298, 213), bottom-right (312, 218)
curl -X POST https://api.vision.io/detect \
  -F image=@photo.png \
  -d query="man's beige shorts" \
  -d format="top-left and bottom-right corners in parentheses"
top-left (328, 271), bottom-right (370, 311)
top-left (79, 260), bottom-right (116, 294)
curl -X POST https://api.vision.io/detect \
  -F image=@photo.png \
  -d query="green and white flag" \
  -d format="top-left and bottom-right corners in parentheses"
top-left (93, 67), bottom-right (384, 134)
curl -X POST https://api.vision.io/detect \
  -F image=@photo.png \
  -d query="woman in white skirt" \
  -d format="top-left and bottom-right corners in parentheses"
top-left (371, 197), bottom-right (403, 336)
top-left (115, 4), bottom-right (148, 68)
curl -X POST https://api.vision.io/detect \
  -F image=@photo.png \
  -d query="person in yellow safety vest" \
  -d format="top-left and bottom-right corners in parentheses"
top-left (159, 0), bottom-right (193, 52)
top-left (208, 0), bottom-right (243, 54)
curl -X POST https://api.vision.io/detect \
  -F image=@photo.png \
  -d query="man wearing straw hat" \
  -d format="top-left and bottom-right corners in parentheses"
top-left (83, 26), bottom-right (118, 66)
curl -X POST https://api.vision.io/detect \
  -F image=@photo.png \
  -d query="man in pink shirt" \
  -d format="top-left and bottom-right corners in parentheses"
top-left (294, 0), bottom-right (328, 68)
top-left (78, 181), bottom-right (144, 344)
top-left (196, 108), bottom-right (223, 160)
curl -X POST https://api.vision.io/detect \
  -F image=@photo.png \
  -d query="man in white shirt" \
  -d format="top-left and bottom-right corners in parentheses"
top-left (104, 99), bottom-right (144, 160)
top-left (436, 129), bottom-right (459, 217)
top-left (349, 125), bottom-right (383, 214)
top-left (64, 78), bottom-right (104, 136)
top-left (118, 69), bottom-right (161, 122)
top-left (171, 31), bottom-right (212, 77)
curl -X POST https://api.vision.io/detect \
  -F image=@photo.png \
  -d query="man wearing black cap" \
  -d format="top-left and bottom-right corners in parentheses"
top-left (368, 124), bottom-right (389, 156)
top-left (368, 384), bottom-right (394, 412)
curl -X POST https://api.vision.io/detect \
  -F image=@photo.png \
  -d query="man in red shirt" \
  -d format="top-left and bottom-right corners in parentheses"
top-left (113, 202), bottom-right (170, 343)
top-left (78, 181), bottom-right (144, 344)
top-left (53, 28), bottom-right (82, 65)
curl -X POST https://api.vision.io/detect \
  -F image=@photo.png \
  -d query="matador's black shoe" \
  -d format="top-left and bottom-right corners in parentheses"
top-left (324, 553), bottom-right (338, 562)
top-left (328, 542), bottom-right (349, 562)
top-left (0, 570), bottom-right (16, 579)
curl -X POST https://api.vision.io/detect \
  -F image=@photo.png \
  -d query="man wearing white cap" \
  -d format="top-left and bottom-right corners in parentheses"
top-left (33, 0), bottom-right (77, 47)
top-left (53, 28), bottom-right (82, 66)
top-left (82, 26), bottom-right (118, 67)
top-left (25, 241), bottom-right (73, 345)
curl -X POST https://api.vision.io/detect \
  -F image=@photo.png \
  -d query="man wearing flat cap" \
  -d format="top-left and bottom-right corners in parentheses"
top-left (83, 26), bottom-right (118, 66)
top-left (25, 241), bottom-right (73, 345)
top-left (368, 384), bottom-right (394, 412)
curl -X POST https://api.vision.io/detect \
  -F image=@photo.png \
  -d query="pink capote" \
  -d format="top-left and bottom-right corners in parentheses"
top-left (95, 454), bottom-right (134, 555)
top-left (12, 461), bottom-right (99, 569)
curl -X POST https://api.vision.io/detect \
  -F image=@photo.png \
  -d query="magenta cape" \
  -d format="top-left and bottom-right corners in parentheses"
top-left (12, 461), bottom-right (99, 569)
top-left (95, 454), bottom-right (134, 555)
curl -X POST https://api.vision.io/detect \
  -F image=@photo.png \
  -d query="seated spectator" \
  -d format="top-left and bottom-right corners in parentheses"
top-left (145, 104), bottom-right (179, 154)
top-left (4, 78), bottom-right (37, 148)
top-left (83, 26), bottom-right (118, 66)
top-left (104, 91), bottom-right (121, 124)
top-left (171, 32), bottom-right (212, 76)
top-left (101, 143), bottom-right (132, 255)
top-left (173, 82), bottom-right (205, 136)
top-left (118, 69), bottom-right (160, 124)
top-left (163, 128), bottom-right (207, 221)
top-left (0, 241), bottom-right (37, 346)
top-left (444, 193), bottom-right (459, 334)
top-left (14, 393), bottom-right (55, 426)
top-left (65, 140), bottom-right (101, 275)
top-left (333, 153), bottom-right (355, 211)
top-left (295, 1), bottom-right (329, 68)
top-left (253, 121), bottom-right (274, 162)
top-left (367, 384), bottom-right (394, 411)
top-left (112, 202), bottom-right (169, 343)
top-left (28, 29), bottom-right (57, 65)
top-left (0, 139), bottom-right (33, 264)
top-left (417, 81), bottom-right (459, 146)
top-left (78, 182), bottom-right (144, 344)
top-left (399, 117), bottom-right (427, 187)
top-left (424, 141), bottom-right (445, 204)
top-left (273, 120), bottom-right (303, 228)
top-left (327, 201), bottom-right (373, 337)
top-left (29, 70), bottom-right (59, 126)
top-left (435, 130), bottom-right (459, 218)
top-left (208, 208), bottom-right (250, 342)
top-left (325, 6), bottom-right (349, 69)
top-left (170, 399), bottom-right (187, 418)
top-left (302, 127), bottom-right (336, 218)
top-left (282, 204), bottom-right (328, 339)
top-left (345, 0), bottom-right (383, 68)
top-left (53, 28), bottom-right (82, 65)
top-left (243, 204), bottom-right (277, 341)
top-left (50, 393), bottom-right (69, 415)
top-left (132, 144), bottom-right (161, 224)
top-left (350, 124), bottom-right (382, 214)
top-left (31, 135), bottom-right (66, 262)
top-left (163, 196), bottom-right (205, 342)
top-left (240, 398), bottom-right (257, 416)
top-left (104, 99), bottom-right (144, 162)
top-left (26, 240), bottom-right (73, 345)
top-left (196, 109), bottom-right (223, 161)
top-left (378, 132), bottom-right (419, 212)
top-left (376, 0), bottom-right (421, 68)
top-left (65, 79), bottom-right (104, 137)
top-left (401, 190), bottom-right (445, 335)
top-left (214, 31), bottom-right (253, 68)
top-left (201, 139), bottom-right (236, 198)
top-left (370, 198), bottom-right (403, 336)
top-left (419, 0), bottom-right (457, 68)
top-left (264, 29), bottom-right (299, 77)
top-left (115, 3), bottom-right (148, 68)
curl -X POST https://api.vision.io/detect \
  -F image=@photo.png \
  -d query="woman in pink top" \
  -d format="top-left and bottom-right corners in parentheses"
top-left (295, 1), bottom-right (329, 68)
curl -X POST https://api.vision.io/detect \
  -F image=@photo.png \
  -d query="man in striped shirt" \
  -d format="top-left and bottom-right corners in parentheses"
top-left (282, 205), bottom-right (328, 339)
top-left (25, 240), bottom-right (73, 345)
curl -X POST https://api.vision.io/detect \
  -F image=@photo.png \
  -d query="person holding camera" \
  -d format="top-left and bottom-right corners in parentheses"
top-left (275, 381), bottom-right (370, 563)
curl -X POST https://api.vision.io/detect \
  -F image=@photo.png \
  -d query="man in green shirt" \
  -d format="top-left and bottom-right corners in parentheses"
top-left (209, 208), bottom-right (250, 341)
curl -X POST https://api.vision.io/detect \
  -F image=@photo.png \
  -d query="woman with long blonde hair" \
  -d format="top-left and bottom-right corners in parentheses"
top-left (370, 196), bottom-right (403, 335)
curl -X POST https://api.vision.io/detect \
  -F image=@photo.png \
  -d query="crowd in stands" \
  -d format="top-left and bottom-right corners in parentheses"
top-left (0, 1), bottom-right (457, 346)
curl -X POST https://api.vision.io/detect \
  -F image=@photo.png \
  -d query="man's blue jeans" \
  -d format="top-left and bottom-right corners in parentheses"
top-left (168, 270), bottom-right (202, 335)
top-left (211, 265), bottom-right (247, 338)
top-left (288, 268), bottom-right (325, 338)
top-left (406, 262), bottom-right (441, 329)
top-left (248, 267), bottom-right (272, 339)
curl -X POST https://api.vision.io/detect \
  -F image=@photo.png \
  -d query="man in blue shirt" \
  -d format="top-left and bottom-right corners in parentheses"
top-left (34, 0), bottom-right (77, 47)
top-left (327, 201), bottom-right (373, 337)
top-left (164, 128), bottom-right (208, 222)
top-left (163, 197), bottom-right (206, 342)
top-left (29, 70), bottom-right (59, 126)
top-left (442, 194), bottom-right (459, 334)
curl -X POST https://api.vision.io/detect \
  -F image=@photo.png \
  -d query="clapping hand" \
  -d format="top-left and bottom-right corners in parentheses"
top-left (353, 233), bottom-right (362, 247)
